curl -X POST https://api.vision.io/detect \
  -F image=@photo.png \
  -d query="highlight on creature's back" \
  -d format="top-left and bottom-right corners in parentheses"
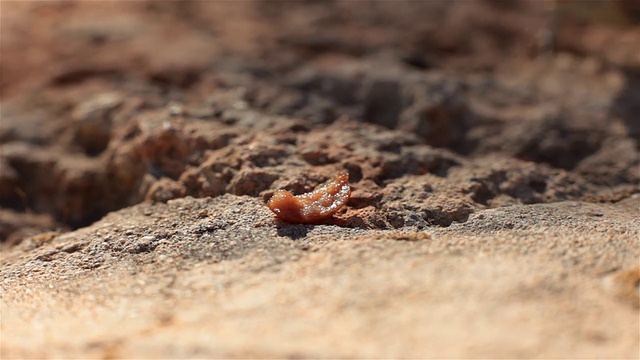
top-left (267, 171), bottom-right (351, 224)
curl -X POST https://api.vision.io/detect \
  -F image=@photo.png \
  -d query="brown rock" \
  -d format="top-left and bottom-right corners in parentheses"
top-left (1, 1), bottom-right (639, 358)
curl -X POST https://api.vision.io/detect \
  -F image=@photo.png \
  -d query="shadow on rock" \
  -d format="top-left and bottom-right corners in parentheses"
top-left (276, 223), bottom-right (314, 239)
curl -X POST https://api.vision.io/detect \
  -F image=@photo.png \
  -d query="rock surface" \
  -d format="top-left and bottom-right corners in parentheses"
top-left (1, 1), bottom-right (638, 358)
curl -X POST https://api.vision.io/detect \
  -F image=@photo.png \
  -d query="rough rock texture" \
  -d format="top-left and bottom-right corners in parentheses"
top-left (1, 1), bottom-right (639, 358)
top-left (2, 197), bottom-right (639, 358)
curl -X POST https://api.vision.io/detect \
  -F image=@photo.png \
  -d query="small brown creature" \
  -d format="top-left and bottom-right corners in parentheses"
top-left (267, 171), bottom-right (351, 223)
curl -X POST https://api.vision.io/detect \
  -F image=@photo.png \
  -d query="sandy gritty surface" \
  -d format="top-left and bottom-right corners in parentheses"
top-left (2, 196), bottom-right (639, 358)
top-left (1, 1), bottom-right (639, 358)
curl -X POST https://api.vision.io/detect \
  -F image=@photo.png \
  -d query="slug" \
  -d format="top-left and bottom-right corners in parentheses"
top-left (267, 171), bottom-right (351, 223)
